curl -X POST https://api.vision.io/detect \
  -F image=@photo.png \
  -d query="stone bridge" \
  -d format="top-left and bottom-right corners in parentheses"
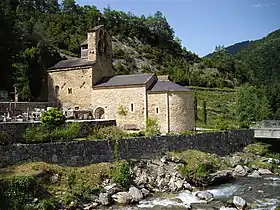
top-left (252, 120), bottom-right (280, 139)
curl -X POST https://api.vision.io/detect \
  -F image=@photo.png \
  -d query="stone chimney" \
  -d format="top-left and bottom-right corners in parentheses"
top-left (157, 75), bottom-right (170, 81)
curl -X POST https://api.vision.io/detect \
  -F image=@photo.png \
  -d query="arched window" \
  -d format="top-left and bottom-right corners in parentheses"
top-left (95, 107), bottom-right (105, 119)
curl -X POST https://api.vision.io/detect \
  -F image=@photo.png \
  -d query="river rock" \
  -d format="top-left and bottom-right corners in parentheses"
top-left (99, 193), bottom-right (111, 206)
top-left (160, 155), bottom-right (172, 163)
top-left (208, 170), bottom-right (233, 184)
top-left (141, 188), bottom-right (150, 197)
top-left (233, 196), bottom-right (247, 210)
top-left (229, 155), bottom-right (243, 167)
top-left (248, 170), bottom-right (262, 178)
top-left (183, 182), bottom-right (193, 191)
top-left (105, 183), bottom-right (123, 195)
top-left (128, 186), bottom-right (143, 202)
top-left (220, 206), bottom-right (237, 210)
top-left (83, 202), bottom-right (98, 210)
top-left (175, 178), bottom-right (184, 190)
top-left (50, 173), bottom-right (59, 184)
top-left (135, 170), bottom-right (148, 186)
top-left (195, 191), bottom-right (214, 201)
top-left (168, 176), bottom-right (177, 192)
top-left (258, 168), bottom-right (273, 175)
top-left (112, 192), bottom-right (133, 204)
top-left (233, 165), bottom-right (247, 177)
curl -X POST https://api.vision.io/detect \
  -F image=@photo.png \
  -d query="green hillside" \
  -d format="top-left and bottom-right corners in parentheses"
top-left (190, 87), bottom-right (237, 129)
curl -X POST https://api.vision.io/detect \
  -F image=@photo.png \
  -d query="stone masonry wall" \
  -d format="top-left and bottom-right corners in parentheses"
top-left (147, 93), bottom-right (168, 133)
top-left (169, 92), bottom-right (195, 132)
top-left (0, 130), bottom-right (254, 167)
top-left (48, 67), bottom-right (93, 109)
top-left (92, 86), bottom-right (146, 130)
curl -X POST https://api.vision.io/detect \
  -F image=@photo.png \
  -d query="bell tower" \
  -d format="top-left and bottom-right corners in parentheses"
top-left (80, 25), bottom-right (113, 64)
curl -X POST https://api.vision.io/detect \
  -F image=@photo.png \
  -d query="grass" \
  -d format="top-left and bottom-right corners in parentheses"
top-left (0, 162), bottom-right (114, 194)
top-left (169, 150), bottom-right (230, 186)
top-left (0, 160), bottom-right (134, 209)
top-left (190, 86), bottom-right (237, 129)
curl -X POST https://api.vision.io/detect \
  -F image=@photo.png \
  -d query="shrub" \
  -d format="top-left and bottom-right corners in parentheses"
top-left (0, 131), bottom-right (12, 145)
top-left (50, 123), bottom-right (80, 142)
top-left (24, 125), bottom-right (50, 143)
top-left (145, 118), bottom-right (160, 137)
top-left (243, 143), bottom-right (270, 156)
top-left (111, 162), bottom-right (133, 188)
top-left (213, 118), bottom-right (229, 130)
top-left (180, 162), bottom-right (216, 186)
top-left (41, 108), bottom-right (66, 129)
top-left (38, 199), bottom-right (57, 210)
top-left (24, 123), bottom-right (80, 143)
top-left (117, 105), bottom-right (128, 116)
top-left (124, 131), bottom-right (145, 138)
top-left (88, 126), bottom-right (125, 140)
top-left (0, 175), bottom-right (41, 209)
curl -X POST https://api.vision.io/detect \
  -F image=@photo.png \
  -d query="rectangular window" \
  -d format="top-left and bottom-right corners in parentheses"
top-left (68, 88), bottom-right (72, 95)
top-left (156, 107), bottom-right (159, 114)
top-left (130, 103), bottom-right (134, 112)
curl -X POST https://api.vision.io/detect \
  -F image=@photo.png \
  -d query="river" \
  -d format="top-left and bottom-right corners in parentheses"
top-left (113, 176), bottom-right (280, 209)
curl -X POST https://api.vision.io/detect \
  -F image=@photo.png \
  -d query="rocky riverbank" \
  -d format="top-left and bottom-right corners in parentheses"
top-left (1, 142), bottom-right (280, 209)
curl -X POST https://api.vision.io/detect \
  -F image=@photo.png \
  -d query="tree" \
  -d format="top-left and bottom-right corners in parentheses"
top-left (41, 108), bottom-right (66, 129)
top-left (0, 0), bottom-right (20, 91)
top-left (236, 84), bottom-right (271, 126)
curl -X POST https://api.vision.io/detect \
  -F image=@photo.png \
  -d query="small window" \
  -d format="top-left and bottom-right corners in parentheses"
top-left (81, 45), bottom-right (88, 50)
top-left (130, 103), bottom-right (134, 112)
top-left (68, 88), bottom-right (72, 95)
top-left (55, 85), bottom-right (59, 95)
top-left (75, 106), bottom-right (80, 110)
top-left (155, 107), bottom-right (159, 114)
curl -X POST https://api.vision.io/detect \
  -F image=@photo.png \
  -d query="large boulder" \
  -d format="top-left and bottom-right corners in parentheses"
top-left (195, 191), bottom-right (214, 201)
top-left (228, 155), bottom-right (244, 167)
top-left (99, 193), bottom-right (111, 206)
top-left (248, 170), bottom-right (262, 178)
top-left (175, 178), bottom-right (184, 191)
top-left (233, 196), bottom-right (247, 210)
top-left (208, 170), bottom-right (233, 185)
top-left (112, 192), bottom-right (133, 204)
top-left (220, 207), bottom-right (237, 210)
top-left (233, 165), bottom-right (247, 177)
top-left (141, 188), bottom-right (150, 197)
top-left (104, 183), bottom-right (123, 195)
top-left (135, 170), bottom-right (148, 186)
top-left (128, 186), bottom-right (143, 202)
top-left (258, 168), bottom-right (273, 175)
top-left (168, 176), bottom-right (177, 192)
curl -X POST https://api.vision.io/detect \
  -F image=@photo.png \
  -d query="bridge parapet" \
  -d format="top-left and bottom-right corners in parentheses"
top-left (252, 120), bottom-right (280, 129)
top-left (252, 120), bottom-right (280, 139)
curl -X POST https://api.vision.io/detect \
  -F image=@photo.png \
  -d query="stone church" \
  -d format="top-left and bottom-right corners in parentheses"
top-left (48, 25), bottom-right (195, 133)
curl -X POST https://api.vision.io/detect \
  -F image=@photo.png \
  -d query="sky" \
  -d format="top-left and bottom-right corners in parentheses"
top-left (74, 0), bottom-right (280, 56)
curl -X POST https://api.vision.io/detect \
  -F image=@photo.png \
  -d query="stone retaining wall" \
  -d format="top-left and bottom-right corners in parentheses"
top-left (0, 130), bottom-right (254, 167)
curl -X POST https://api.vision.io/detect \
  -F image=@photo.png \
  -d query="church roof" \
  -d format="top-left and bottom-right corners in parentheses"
top-left (80, 39), bottom-right (88, 46)
top-left (48, 58), bottom-right (96, 71)
top-left (94, 74), bottom-right (154, 87)
top-left (150, 80), bottom-right (192, 92)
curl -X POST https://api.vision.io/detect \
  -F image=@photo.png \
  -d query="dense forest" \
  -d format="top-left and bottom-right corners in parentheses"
top-left (0, 0), bottom-right (279, 116)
